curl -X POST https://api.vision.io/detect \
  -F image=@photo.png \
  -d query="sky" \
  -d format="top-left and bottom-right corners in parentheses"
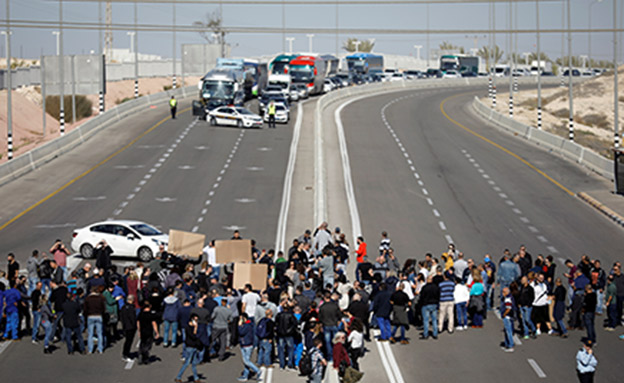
top-left (0, 0), bottom-right (620, 65)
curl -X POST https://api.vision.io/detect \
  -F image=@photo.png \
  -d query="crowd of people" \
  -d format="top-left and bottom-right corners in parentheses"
top-left (1, 226), bottom-right (624, 383)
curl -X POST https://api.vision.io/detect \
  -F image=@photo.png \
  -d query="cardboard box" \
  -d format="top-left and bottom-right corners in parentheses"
top-left (233, 262), bottom-right (268, 290)
top-left (215, 239), bottom-right (252, 263)
top-left (168, 229), bottom-right (205, 260)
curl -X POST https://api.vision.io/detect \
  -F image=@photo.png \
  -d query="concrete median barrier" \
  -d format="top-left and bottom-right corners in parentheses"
top-left (0, 85), bottom-right (195, 187)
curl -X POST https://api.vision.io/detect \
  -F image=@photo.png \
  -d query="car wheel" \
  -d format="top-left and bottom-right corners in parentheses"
top-left (138, 246), bottom-right (153, 262)
top-left (210, 117), bottom-right (217, 126)
top-left (237, 120), bottom-right (243, 128)
top-left (80, 243), bottom-right (94, 259)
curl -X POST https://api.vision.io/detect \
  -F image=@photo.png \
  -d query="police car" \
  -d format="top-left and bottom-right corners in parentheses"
top-left (208, 106), bottom-right (264, 128)
top-left (263, 102), bottom-right (290, 124)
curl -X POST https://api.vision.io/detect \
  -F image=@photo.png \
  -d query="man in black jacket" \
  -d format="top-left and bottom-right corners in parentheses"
top-left (275, 300), bottom-right (298, 370)
top-left (518, 276), bottom-right (536, 339)
top-left (50, 281), bottom-right (69, 340)
top-left (319, 292), bottom-right (342, 359)
top-left (419, 276), bottom-right (440, 340)
top-left (373, 283), bottom-right (393, 341)
top-left (120, 295), bottom-right (138, 362)
top-left (349, 293), bottom-right (370, 341)
top-left (62, 293), bottom-right (85, 354)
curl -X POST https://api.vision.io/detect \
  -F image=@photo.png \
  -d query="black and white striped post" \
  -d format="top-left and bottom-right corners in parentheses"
top-left (509, 94), bottom-right (513, 117)
top-left (513, 76), bottom-right (518, 93)
top-left (134, 79), bottom-right (138, 99)
top-left (537, 106), bottom-right (542, 130)
top-left (488, 77), bottom-right (492, 101)
top-left (172, 75), bottom-right (177, 89)
top-left (569, 117), bottom-right (574, 141)
top-left (98, 91), bottom-right (104, 114)
top-left (7, 132), bottom-right (12, 161)
top-left (492, 85), bottom-right (497, 107)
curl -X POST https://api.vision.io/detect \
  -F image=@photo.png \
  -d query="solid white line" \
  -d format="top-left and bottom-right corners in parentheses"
top-left (275, 101), bottom-right (305, 253)
top-left (315, 100), bottom-right (327, 225)
top-left (382, 340), bottom-right (406, 383)
top-left (371, 330), bottom-right (398, 383)
top-left (0, 341), bottom-right (12, 355)
top-left (259, 366), bottom-right (267, 383)
top-left (266, 366), bottom-right (273, 383)
top-left (527, 359), bottom-right (547, 378)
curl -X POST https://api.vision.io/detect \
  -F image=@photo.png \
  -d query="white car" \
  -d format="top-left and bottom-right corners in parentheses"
top-left (208, 106), bottom-right (263, 128)
top-left (443, 70), bottom-right (460, 79)
top-left (390, 72), bottom-right (405, 81)
top-left (71, 220), bottom-right (168, 262)
top-left (289, 87), bottom-right (300, 102)
top-left (263, 103), bottom-right (290, 123)
top-left (293, 83), bottom-right (309, 99)
top-left (323, 78), bottom-right (334, 93)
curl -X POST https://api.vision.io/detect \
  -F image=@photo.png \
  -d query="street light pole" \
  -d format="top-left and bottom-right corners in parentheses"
top-left (172, 2), bottom-right (176, 89)
top-left (414, 45), bottom-right (422, 61)
top-left (426, 3), bottom-right (430, 68)
top-left (589, 0), bottom-right (603, 74)
top-left (536, 0), bottom-right (542, 130)
top-left (59, 0), bottom-right (65, 136)
top-left (133, 1), bottom-right (138, 99)
top-left (3, 0), bottom-right (12, 160)
top-left (52, 31), bottom-right (60, 56)
top-left (306, 34), bottom-right (315, 53)
top-left (614, 0), bottom-right (620, 149)
top-left (509, 0), bottom-right (513, 118)
top-left (354, 41), bottom-right (361, 52)
top-left (286, 37), bottom-right (294, 54)
top-left (567, 0), bottom-right (574, 141)
top-left (127, 31), bottom-right (135, 54)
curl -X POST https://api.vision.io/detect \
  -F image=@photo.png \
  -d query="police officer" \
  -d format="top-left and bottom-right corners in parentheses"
top-left (267, 100), bottom-right (276, 129)
top-left (170, 96), bottom-right (178, 119)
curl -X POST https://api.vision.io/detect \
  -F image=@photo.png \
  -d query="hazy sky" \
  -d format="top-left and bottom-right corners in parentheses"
top-left (0, 0), bottom-right (619, 64)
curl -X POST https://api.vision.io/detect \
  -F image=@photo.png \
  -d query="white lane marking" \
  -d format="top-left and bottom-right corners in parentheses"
top-left (236, 198), bottom-right (256, 203)
top-left (205, 200), bottom-right (211, 205)
top-left (223, 225), bottom-right (246, 231)
top-left (498, 193), bottom-right (508, 198)
top-left (482, 174), bottom-right (490, 179)
top-left (201, 209), bottom-right (208, 215)
top-left (528, 226), bottom-right (539, 233)
top-left (192, 226), bottom-right (199, 233)
top-left (519, 217), bottom-right (530, 223)
top-left (547, 246), bottom-right (558, 254)
top-left (220, 169), bottom-right (226, 175)
top-left (155, 197), bottom-right (177, 203)
top-left (537, 235), bottom-right (548, 243)
top-left (120, 201), bottom-right (128, 208)
top-left (417, 180), bottom-right (424, 186)
top-left (143, 174), bottom-right (152, 179)
top-left (73, 196), bottom-right (106, 201)
top-left (133, 187), bottom-right (141, 193)
top-left (114, 165), bottom-right (145, 169)
top-left (178, 165), bottom-right (195, 170)
top-left (371, 330), bottom-right (398, 383)
top-left (113, 209), bottom-right (122, 216)
top-left (414, 172), bottom-right (420, 179)
top-left (513, 334), bottom-right (523, 345)
top-left (493, 186), bottom-right (502, 192)
top-left (422, 188), bottom-right (429, 196)
top-left (266, 366), bottom-right (273, 383)
top-left (127, 194), bottom-right (135, 200)
top-left (137, 144), bottom-right (165, 149)
top-left (257, 147), bottom-right (272, 151)
top-left (382, 340), bottom-right (406, 383)
top-left (433, 209), bottom-right (440, 217)
top-left (505, 200), bottom-right (515, 206)
top-left (216, 176), bottom-right (222, 182)
top-left (195, 145), bottom-right (209, 150)
top-left (445, 234), bottom-right (454, 243)
top-left (213, 183), bottom-right (219, 188)
top-left (488, 180), bottom-right (496, 185)
top-left (197, 217), bottom-right (204, 223)
top-left (124, 359), bottom-right (135, 370)
top-left (439, 221), bottom-right (447, 230)
top-left (34, 223), bottom-right (76, 229)
top-left (527, 359), bottom-right (547, 378)
top-left (426, 198), bottom-right (434, 206)
top-left (0, 341), bottom-right (13, 355)
top-left (208, 191), bottom-right (215, 197)
top-left (512, 208), bottom-right (522, 214)
top-left (247, 166), bottom-right (264, 171)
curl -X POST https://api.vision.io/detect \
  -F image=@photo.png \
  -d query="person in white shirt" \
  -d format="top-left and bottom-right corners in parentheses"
top-left (454, 280), bottom-right (470, 330)
top-left (347, 318), bottom-right (365, 371)
top-left (202, 240), bottom-right (220, 279)
top-left (241, 284), bottom-right (261, 321)
top-left (531, 274), bottom-right (553, 335)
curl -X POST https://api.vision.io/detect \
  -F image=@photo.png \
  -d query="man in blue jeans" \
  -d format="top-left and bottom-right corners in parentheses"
top-left (276, 300), bottom-right (298, 369)
top-left (238, 313), bottom-right (261, 382)
top-left (319, 292), bottom-right (341, 357)
top-left (2, 284), bottom-right (21, 340)
top-left (372, 283), bottom-right (393, 341)
top-left (84, 286), bottom-right (106, 353)
top-left (419, 275), bottom-right (440, 340)
top-left (518, 276), bottom-right (536, 339)
top-left (501, 287), bottom-right (516, 352)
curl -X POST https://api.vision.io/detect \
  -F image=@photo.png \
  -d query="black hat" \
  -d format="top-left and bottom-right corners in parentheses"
top-left (581, 337), bottom-right (593, 347)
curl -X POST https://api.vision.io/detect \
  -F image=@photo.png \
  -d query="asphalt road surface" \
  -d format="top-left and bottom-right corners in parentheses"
top-left (1, 82), bottom-right (623, 383)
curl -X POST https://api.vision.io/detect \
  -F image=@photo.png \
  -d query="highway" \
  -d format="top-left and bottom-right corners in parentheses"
top-left (1, 82), bottom-right (623, 382)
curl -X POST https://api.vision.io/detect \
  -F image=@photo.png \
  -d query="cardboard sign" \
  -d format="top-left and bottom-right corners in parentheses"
top-left (215, 239), bottom-right (252, 263)
top-left (233, 262), bottom-right (268, 290)
top-left (168, 229), bottom-right (205, 260)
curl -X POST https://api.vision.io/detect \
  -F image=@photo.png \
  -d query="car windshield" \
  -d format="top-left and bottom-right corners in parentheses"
top-left (130, 223), bottom-right (162, 236)
top-left (202, 80), bottom-right (234, 99)
top-left (235, 108), bottom-right (254, 115)
top-left (276, 105), bottom-right (287, 111)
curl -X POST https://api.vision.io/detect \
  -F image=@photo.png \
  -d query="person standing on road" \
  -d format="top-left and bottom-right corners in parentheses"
top-left (137, 301), bottom-right (159, 365)
top-left (120, 295), bottom-right (138, 362)
top-left (84, 286), bottom-right (106, 354)
top-left (175, 313), bottom-right (203, 383)
top-left (31, 281), bottom-right (43, 343)
top-left (605, 275), bottom-right (617, 331)
top-left (50, 240), bottom-right (70, 282)
top-left (267, 100), bottom-right (276, 129)
top-left (518, 276), bottom-right (536, 339)
top-left (309, 338), bottom-right (327, 383)
top-left (238, 312), bottom-right (261, 381)
top-left (612, 265), bottom-right (624, 327)
top-left (501, 287), bottom-right (516, 352)
top-left (62, 292), bottom-right (85, 355)
top-left (582, 284), bottom-right (597, 344)
top-left (26, 250), bottom-right (42, 296)
top-left (6, 253), bottom-right (19, 288)
top-left (95, 240), bottom-right (113, 272)
top-left (2, 282), bottom-right (21, 340)
top-left (419, 275), bottom-right (440, 340)
top-left (437, 273), bottom-right (455, 334)
top-left (576, 337), bottom-right (597, 383)
top-left (40, 295), bottom-right (55, 353)
top-left (553, 278), bottom-right (569, 338)
top-left (170, 96), bottom-right (178, 119)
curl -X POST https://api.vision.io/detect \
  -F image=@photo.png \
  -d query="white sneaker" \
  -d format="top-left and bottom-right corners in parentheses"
top-left (548, 329), bottom-right (555, 335)
top-left (536, 329), bottom-right (541, 335)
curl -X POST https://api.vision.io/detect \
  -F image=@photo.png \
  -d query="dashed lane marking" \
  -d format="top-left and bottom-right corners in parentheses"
top-left (527, 359), bottom-right (547, 378)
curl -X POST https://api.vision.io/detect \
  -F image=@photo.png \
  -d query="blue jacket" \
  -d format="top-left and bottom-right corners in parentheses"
top-left (498, 260), bottom-right (520, 285)
top-left (3, 288), bottom-right (21, 314)
top-left (239, 321), bottom-right (254, 347)
top-left (163, 296), bottom-right (181, 322)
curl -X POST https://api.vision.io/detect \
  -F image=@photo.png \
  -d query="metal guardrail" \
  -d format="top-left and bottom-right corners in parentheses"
top-left (472, 94), bottom-right (613, 181)
top-left (0, 85), bottom-right (192, 187)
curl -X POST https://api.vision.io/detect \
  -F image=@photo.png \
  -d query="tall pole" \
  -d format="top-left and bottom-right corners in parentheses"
top-left (514, 0), bottom-right (518, 92)
top-left (492, 0), bottom-right (497, 108)
top-left (52, 31), bottom-right (60, 56)
top-left (567, 0), bottom-right (574, 141)
top-left (307, 34), bottom-right (314, 53)
top-left (71, 55), bottom-right (76, 125)
top-left (286, 37), bottom-right (294, 54)
top-left (172, 1), bottom-right (176, 89)
top-left (561, 0), bottom-right (565, 86)
top-left (98, 1), bottom-right (102, 55)
top-left (134, 1), bottom-right (138, 99)
top-left (5, 0), bottom-right (12, 160)
top-left (354, 41), bottom-right (361, 52)
top-left (335, 0), bottom-right (339, 56)
top-left (59, 0), bottom-right (65, 136)
top-left (509, 0), bottom-right (513, 118)
top-left (536, 0), bottom-right (542, 130)
top-left (281, 0), bottom-right (285, 52)
top-left (41, 54), bottom-right (46, 136)
top-left (426, 3), bottom-right (430, 67)
top-left (589, 1), bottom-right (603, 74)
top-left (615, 0), bottom-right (620, 149)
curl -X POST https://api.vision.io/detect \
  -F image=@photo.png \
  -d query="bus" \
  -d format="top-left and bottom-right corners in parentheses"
top-left (346, 53), bottom-right (384, 75)
top-left (243, 59), bottom-right (268, 98)
top-left (439, 54), bottom-right (479, 75)
top-left (270, 54), bottom-right (298, 75)
top-left (289, 55), bottom-right (338, 95)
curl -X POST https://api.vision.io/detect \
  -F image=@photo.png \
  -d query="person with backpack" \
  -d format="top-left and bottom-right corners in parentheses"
top-left (307, 338), bottom-right (327, 383)
top-left (501, 287), bottom-right (516, 352)
top-left (256, 308), bottom-right (275, 367)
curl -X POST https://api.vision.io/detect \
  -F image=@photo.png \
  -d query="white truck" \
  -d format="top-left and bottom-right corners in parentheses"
top-left (267, 73), bottom-right (291, 100)
top-left (530, 60), bottom-right (553, 75)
